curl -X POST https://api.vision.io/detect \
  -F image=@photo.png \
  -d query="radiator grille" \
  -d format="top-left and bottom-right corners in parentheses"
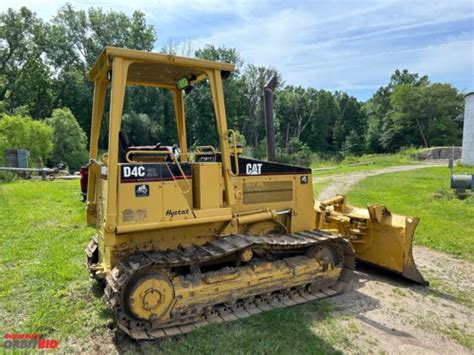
top-left (243, 181), bottom-right (293, 204)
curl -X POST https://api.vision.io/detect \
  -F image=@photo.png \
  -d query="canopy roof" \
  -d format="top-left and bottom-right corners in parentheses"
top-left (88, 47), bottom-right (235, 88)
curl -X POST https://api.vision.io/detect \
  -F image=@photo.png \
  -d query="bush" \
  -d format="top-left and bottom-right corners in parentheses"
top-left (251, 138), bottom-right (267, 160)
top-left (0, 114), bottom-right (53, 164)
top-left (0, 134), bottom-right (7, 165)
top-left (0, 171), bottom-right (17, 182)
top-left (276, 137), bottom-right (313, 167)
top-left (251, 137), bottom-right (313, 166)
top-left (342, 129), bottom-right (365, 156)
top-left (46, 108), bottom-right (89, 172)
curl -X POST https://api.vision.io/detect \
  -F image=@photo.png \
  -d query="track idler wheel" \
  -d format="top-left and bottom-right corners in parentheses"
top-left (126, 271), bottom-right (174, 322)
top-left (307, 243), bottom-right (342, 271)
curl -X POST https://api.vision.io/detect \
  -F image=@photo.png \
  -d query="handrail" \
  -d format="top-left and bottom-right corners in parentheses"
top-left (101, 153), bottom-right (109, 164)
top-left (195, 145), bottom-right (216, 155)
top-left (125, 150), bottom-right (167, 163)
top-left (227, 129), bottom-right (239, 176)
top-left (125, 150), bottom-right (191, 193)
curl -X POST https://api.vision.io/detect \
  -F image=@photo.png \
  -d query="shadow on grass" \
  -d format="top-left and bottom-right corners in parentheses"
top-left (109, 303), bottom-right (345, 355)
top-left (91, 280), bottom-right (105, 297)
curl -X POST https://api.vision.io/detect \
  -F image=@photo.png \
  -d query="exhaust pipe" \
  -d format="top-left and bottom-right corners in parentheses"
top-left (263, 75), bottom-right (277, 162)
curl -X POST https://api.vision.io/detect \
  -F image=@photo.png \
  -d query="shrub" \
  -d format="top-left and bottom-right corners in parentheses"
top-left (0, 134), bottom-right (7, 165)
top-left (276, 137), bottom-right (313, 166)
top-left (0, 114), bottom-right (53, 164)
top-left (342, 129), bottom-right (365, 156)
top-left (46, 108), bottom-right (89, 172)
top-left (0, 171), bottom-right (17, 182)
top-left (251, 138), bottom-right (267, 160)
top-left (252, 137), bottom-right (313, 166)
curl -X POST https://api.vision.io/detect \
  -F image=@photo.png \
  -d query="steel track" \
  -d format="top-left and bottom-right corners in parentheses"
top-left (103, 230), bottom-right (355, 340)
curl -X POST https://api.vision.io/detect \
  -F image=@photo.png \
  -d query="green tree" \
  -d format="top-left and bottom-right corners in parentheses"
top-left (333, 92), bottom-right (365, 151)
top-left (0, 5), bottom-right (157, 136)
top-left (0, 7), bottom-right (52, 118)
top-left (124, 87), bottom-right (177, 145)
top-left (389, 69), bottom-right (429, 88)
top-left (2, 5), bottom-right (466, 160)
top-left (0, 113), bottom-right (53, 163)
top-left (241, 64), bottom-right (281, 148)
top-left (44, 5), bottom-right (157, 135)
top-left (9, 56), bottom-right (53, 118)
top-left (363, 86), bottom-right (390, 153)
top-left (389, 83), bottom-right (463, 148)
top-left (186, 45), bottom-right (248, 148)
top-left (186, 82), bottom-right (219, 147)
top-left (121, 112), bottom-right (161, 146)
top-left (45, 108), bottom-right (88, 171)
top-left (51, 67), bottom-right (92, 134)
top-left (275, 86), bottom-right (316, 148)
top-left (308, 90), bottom-right (339, 153)
top-left (47, 5), bottom-right (156, 69)
top-left (363, 69), bottom-right (462, 153)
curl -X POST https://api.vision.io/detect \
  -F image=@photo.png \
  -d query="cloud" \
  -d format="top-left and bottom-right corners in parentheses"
top-left (1, 0), bottom-right (473, 100)
top-left (183, 0), bottom-right (473, 99)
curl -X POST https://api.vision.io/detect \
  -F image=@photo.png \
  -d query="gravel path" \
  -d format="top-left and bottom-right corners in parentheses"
top-left (311, 162), bottom-right (474, 354)
top-left (315, 162), bottom-right (445, 200)
top-left (318, 246), bottom-right (474, 354)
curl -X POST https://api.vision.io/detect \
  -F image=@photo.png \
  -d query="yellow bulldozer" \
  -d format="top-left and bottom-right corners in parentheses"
top-left (85, 47), bottom-right (426, 340)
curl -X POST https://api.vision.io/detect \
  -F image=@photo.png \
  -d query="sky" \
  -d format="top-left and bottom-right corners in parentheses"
top-left (2, 0), bottom-right (473, 101)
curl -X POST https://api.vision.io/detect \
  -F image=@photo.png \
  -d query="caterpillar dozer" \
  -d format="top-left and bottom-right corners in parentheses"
top-left (85, 47), bottom-right (426, 340)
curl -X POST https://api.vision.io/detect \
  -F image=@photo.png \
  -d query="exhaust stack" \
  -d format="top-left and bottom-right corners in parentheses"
top-left (263, 75), bottom-right (277, 162)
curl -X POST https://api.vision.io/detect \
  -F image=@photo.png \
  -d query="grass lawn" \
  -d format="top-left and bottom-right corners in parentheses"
top-left (0, 180), bottom-right (350, 353)
top-left (346, 166), bottom-right (474, 261)
top-left (0, 181), bottom-right (109, 340)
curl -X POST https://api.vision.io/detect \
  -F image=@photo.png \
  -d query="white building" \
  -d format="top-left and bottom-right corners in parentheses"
top-left (462, 92), bottom-right (474, 166)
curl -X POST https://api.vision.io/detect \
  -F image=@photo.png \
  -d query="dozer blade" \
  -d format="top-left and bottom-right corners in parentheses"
top-left (316, 194), bottom-right (428, 285)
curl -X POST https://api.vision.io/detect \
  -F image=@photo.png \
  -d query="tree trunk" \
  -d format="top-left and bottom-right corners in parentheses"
top-left (415, 117), bottom-right (429, 147)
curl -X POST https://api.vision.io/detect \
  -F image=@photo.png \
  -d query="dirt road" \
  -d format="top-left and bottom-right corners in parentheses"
top-left (310, 163), bottom-right (473, 354)
top-left (315, 163), bottom-right (445, 200)
top-left (316, 246), bottom-right (474, 354)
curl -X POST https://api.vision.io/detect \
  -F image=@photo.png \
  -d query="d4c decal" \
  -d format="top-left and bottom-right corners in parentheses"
top-left (123, 166), bottom-right (145, 178)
